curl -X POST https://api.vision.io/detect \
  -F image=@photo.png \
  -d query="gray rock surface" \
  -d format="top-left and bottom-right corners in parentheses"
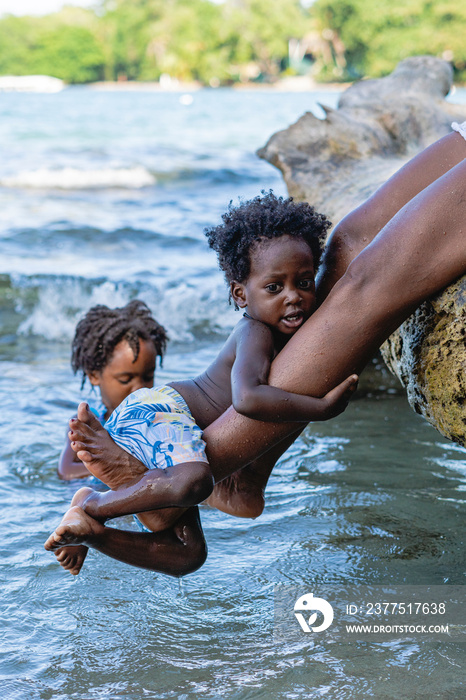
top-left (258, 56), bottom-right (466, 225)
top-left (259, 56), bottom-right (466, 445)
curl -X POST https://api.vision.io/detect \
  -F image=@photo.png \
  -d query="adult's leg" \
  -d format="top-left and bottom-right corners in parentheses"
top-left (198, 131), bottom-right (466, 485)
top-left (317, 131), bottom-right (466, 299)
top-left (205, 158), bottom-right (466, 478)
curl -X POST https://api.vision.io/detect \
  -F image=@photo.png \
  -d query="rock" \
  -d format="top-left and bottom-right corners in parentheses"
top-left (380, 278), bottom-right (466, 445)
top-left (258, 56), bottom-right (466, 226)
top-left (258, 56), bottom-right (466, 445)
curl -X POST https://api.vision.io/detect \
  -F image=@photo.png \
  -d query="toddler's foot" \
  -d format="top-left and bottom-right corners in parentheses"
top-left (44, 506), bottom-right (105, 552)
top-left (54, 545), bottom-right (88, 576)
top-left (46, 487), bottom-right (96, 575)
top-left (69, 458), bottom-right (181, 536)
top-left (69, 402), bottom-right (147, 489)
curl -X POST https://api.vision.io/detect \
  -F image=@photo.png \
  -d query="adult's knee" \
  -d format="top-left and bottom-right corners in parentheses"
top-left (176, 538), bottom-right (208, 577)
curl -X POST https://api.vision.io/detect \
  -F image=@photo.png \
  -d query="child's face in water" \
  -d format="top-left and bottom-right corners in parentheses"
top-left (231, 236), bottom-right (316, 336)
top-left (88, 338), bottom-right (157, 415)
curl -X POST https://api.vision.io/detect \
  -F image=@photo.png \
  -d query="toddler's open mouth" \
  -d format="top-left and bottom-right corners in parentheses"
top-left (281, 312), bottom-right (304, 329)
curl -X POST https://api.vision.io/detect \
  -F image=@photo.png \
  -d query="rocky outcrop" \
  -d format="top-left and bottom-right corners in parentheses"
top-left (259, 56), bottom-right (466, 445)
top-left (258, 56), bottom-right (466, 225)
top-left (379, 280), bottom-right (466, 445)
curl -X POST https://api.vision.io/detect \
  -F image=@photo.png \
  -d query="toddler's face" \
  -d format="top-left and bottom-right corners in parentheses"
top-left (88, 337), bottom-right (157, 415)
top-left (232, 236), bottom-right (316, 336)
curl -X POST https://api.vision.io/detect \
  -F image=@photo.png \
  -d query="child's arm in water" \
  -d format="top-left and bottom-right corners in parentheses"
top-left (231, 318), bottom-right (358, 422)
top-left (58, 419), bottom-right (93, 480)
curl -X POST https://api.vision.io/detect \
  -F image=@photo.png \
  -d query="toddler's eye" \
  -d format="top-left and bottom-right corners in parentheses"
top-left (265, 283), bottom-right (281, 293)
top-left (299, 279), bottom-right (314, 290)
top-left (118, 378), bottom-right (131, 385)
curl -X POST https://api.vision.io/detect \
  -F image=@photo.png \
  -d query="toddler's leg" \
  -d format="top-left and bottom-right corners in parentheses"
top-left (77, 460), bottom-right (213, 522)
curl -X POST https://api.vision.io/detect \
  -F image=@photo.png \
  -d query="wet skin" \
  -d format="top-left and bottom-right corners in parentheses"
top-left (46, 130), bottom-right (466, 576)
top-left (204, 132), bottom-right (466, 478)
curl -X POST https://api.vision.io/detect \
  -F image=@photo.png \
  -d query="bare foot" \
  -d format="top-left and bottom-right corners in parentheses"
top-left (44, 505), bottom-right (105, 552)
top-left (50, 487), bottom-right (94, 574)
top-left (54, 545), bottom-right (88, 576)
top-left (207, 431), bottom-right (302, 519)
top-left (69, 402), bottom-right (147, 489)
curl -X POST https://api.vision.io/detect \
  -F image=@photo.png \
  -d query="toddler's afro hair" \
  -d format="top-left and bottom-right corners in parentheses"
top-left (205, 190), bottom-right (331, 284)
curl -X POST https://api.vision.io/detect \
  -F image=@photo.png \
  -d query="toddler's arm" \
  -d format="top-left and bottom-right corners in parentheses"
top-left (231, 320), bottom-right (358, 422)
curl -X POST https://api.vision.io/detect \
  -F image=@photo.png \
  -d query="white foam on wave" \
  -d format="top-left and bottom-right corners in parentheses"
top-left (153, 279), bottom-right (237, 343)
top-left (16, 277), bottom-right (237, 343)
top-left (1, 166), bottom-right (156, 190)
top-left (18, 281), bottom-right (131, 340)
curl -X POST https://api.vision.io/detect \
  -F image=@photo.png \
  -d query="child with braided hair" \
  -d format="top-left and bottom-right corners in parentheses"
top-left (55, 300), bottom-right (169, 575)
top-left (58, 299), bottom-right (168, 480)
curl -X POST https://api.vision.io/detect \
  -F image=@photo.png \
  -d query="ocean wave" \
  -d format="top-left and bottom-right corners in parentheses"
top-left (0, 166), bottom-right (156, 189)
top-left (3, 273), bottom-right (236, 344)
top-left (3, 224), bottom-right (205, 247)
top-left (0, 161), bottom-right (267, 193)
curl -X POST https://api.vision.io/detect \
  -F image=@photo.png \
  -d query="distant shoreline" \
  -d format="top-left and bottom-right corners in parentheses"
top-left (85, 76), bottom-right (466, 93)
top-left (87, 76), bottom-right (352, 93)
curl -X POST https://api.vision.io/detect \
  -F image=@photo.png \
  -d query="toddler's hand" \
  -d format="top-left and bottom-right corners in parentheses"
top-left (317, 374), bottom-right (358, 420)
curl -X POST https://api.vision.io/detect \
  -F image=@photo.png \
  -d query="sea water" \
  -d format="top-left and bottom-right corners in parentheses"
top-left (0, 86), bottom-right (465, 699)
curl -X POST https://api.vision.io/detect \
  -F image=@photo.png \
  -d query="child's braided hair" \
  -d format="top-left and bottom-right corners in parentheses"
top-left (71, 300), bottom-right (168, 388)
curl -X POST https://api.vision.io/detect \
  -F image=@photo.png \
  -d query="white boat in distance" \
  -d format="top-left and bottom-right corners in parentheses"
top-left (0, 75), bottom-right (65, 92)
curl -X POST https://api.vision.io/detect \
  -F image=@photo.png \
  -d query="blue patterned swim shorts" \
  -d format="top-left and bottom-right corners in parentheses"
top-left (105, 385), bottom-right (208, 470)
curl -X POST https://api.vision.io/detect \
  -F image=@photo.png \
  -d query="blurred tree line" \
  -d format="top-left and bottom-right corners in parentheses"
top-left (0, 0), bottom-right (464, 85)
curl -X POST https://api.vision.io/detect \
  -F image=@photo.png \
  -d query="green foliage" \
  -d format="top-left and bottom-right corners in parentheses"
top-left (0, 11), bottom-right (105, 83)
top-left (98, 0), bottom-right (163, 80)
top-left (0, 0), bottom-right (464, 84)
top-left (35, 25), bottom-right (106, 83)
top-left (312, 0), bottom-right (466, 81)
top-left (0, 16), bottom-right (42, 76)
top-left (223, 0), bottom-right (310, 79)
top-left (140, 0), bottom-right (229, 83)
